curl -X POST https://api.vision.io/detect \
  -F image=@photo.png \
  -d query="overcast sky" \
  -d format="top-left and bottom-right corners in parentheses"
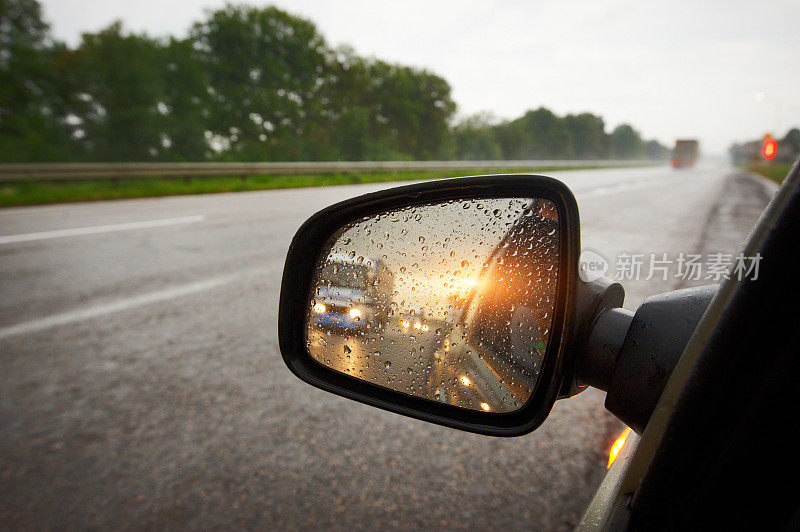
top-left (40, 0), bottom-right (800, 155)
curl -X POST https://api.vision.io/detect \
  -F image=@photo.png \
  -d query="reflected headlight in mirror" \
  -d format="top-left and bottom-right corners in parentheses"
top-left (348, 308), bottom-right (362, 320)
top-left (413, 321), bottom-right (422, 330)
top-left (459, 375), bottom-right (472, 387)
top-left (313, 302), bottom-right (326, 313)
top-left (480, 402), bottom-right (491, 412)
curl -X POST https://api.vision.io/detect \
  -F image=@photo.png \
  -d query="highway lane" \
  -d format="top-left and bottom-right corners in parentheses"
top-left (0, 164), bottom-right (727, 327)
top-left (0, 164), bottom-right (775, 529)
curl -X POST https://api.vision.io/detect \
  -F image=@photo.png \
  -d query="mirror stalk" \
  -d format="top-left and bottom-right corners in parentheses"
top-left (577, 307), bottom-right (634, 392)
top-left (560, 278), bottom-right (626, 398)
top-left (576, 284), bottom-right (717, 434)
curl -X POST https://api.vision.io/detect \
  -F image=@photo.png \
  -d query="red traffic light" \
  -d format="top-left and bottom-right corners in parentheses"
top-left (762, 135), bottom-right (777, 160)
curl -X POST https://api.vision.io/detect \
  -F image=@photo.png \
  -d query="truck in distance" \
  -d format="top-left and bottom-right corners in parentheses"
top-left (671, 139), bottom-right (700, 168)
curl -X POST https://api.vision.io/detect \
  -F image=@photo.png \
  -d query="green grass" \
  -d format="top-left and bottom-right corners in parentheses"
top-left (0, 165), bottom-right (633, 207)
top-left (747, 163), bottom-right (795, 184)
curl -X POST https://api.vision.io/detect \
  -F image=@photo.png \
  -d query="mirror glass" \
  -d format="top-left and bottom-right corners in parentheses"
top-left (305, 197), bottom-right (560, 413)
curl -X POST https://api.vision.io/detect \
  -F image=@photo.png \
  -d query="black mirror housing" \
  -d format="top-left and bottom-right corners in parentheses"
top-left (278, 174), bottom-right (581, 436)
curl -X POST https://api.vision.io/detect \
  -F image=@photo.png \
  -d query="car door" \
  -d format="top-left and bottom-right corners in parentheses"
top-left (579, 160), bottom-right (800, 530)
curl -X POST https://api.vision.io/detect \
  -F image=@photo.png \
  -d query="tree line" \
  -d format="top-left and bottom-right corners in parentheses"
top-left (1, 0), bottom-right (669, 163)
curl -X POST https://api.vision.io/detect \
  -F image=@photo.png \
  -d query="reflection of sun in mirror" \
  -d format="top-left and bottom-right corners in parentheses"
top-left (305, 196), bottom-right (560, 414)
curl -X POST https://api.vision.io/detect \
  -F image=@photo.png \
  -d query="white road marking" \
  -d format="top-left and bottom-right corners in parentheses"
top-left (0, 275), bottom-right (236, 340)
top-left (0, 215), bottom-right (205, 245)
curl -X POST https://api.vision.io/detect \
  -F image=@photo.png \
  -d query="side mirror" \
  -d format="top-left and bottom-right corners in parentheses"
top-left (278, 175), bottom-right (581, 436)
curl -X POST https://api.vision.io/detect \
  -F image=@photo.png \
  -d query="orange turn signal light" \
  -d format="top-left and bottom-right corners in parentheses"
top-left (607, 427), bottom-right (633, 469)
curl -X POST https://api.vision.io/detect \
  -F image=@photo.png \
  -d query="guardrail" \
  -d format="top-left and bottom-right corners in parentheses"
top-left (0, 160), bottom-right (660, 182)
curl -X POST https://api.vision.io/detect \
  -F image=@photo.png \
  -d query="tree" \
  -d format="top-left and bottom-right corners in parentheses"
top-left (643, 139), bottom-right (669, 160)
top-left (322, 48), bottom-right (391, 160)
top-left (189, 5), bottom-right (332, 161)
top-left (564, 113), bottom-right (608, 159)
top-left (159, 37), bottom-right (210, 160)
top-left (782, 128), bottom-right (800, 147)
top-left (320, 49), bottom-right (456, 160)
top-left (493, 107), bottom-right (573, 159)
top-left (71, 23), bottom-right (173, 161)
top-left (781, 128), bottom-right (800, 161)
top-left (451, 112), bottom-right (501, 160)
top-left (611, 124), bottom-right (644, 159)
top-left (361, 60), bottom-right (455, 160)
top-left (0, 0), bottom-right (76, 161)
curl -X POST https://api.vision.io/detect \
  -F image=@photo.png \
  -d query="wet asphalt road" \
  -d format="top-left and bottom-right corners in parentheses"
top-left (307, 324), bottom-right (443, 397)
top-left (0, 164), bottom-right (775, 529)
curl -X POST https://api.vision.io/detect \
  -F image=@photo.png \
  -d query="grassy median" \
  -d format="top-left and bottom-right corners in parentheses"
top-left (747, 163), bottom-right (795, 184)
top-left (0, 165), bottom-right (627, 207)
